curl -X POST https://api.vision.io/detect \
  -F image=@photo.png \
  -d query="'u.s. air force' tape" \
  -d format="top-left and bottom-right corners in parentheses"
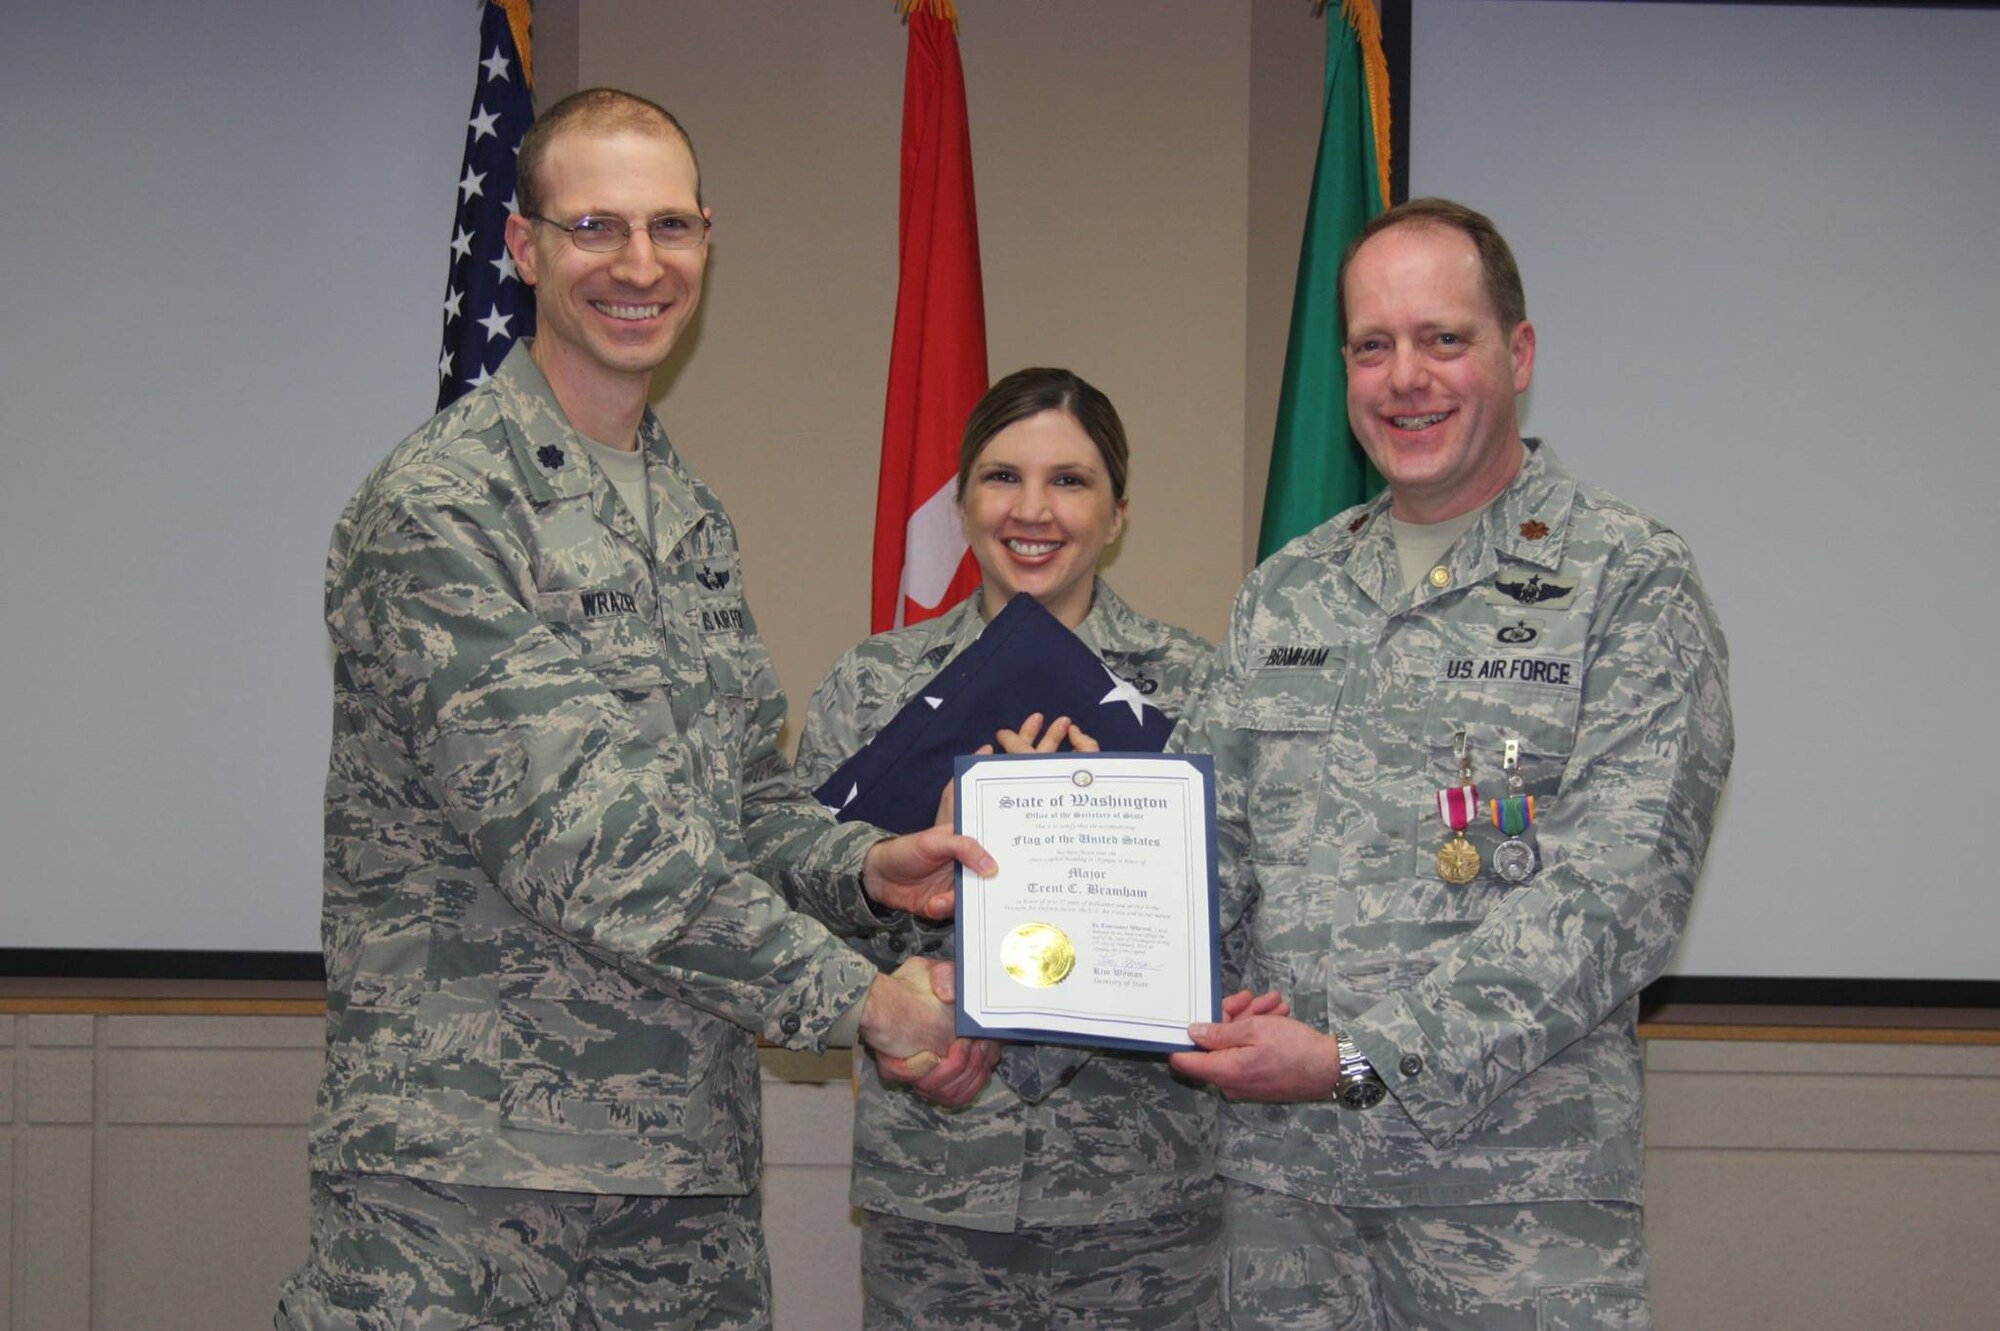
top-left (1442, 655), bottom-right (1582, 688)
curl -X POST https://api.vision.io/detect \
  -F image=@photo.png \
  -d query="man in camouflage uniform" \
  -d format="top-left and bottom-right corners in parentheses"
top-left (1170, 199), bottom-right (1734, 1330)
top-left (276, 89), bottom-right (984, 1331)
top-left (795, 577), bottom-right (1221, 1329)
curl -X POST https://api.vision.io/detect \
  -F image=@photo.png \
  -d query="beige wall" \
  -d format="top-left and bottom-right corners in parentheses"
top-left (553, 0), bottom-right (1328, 719)
top-left (1246, 0), bottom-right (1332, 570)
top-left (6, 1012), bottom-right (1996, 1331)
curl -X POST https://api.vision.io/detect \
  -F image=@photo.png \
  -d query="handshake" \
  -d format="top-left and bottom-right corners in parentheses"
top-left (852, 821), bottom-right (1004, 1107)
top-left (857, 955), bottom-right (998, 1107)
top-left (845, 712), bottom-right (1094, 1107)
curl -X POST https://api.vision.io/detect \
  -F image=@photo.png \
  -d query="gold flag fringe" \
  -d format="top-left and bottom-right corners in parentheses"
top-left (1343, 0), bottom-right (1392, 206)
top-left (897, 0), bottom-right (960, 32)
top-left (498, 0), bottom-right (535, 92)
top-left (1316, 2), bottom-right (1392, 206)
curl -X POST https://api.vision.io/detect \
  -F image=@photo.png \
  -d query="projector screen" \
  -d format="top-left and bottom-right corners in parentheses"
top-left (0, 2), bottom-right (475, 956)
top-left (1408, 0), bottom-right (2000, 979)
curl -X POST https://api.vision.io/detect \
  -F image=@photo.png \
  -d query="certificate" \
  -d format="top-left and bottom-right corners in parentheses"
top-left (952, 752), bottom-right (1220, 1052)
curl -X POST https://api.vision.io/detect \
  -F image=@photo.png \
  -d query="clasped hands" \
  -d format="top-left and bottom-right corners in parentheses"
top-left (852, 713), bottom-right (1094, 1107)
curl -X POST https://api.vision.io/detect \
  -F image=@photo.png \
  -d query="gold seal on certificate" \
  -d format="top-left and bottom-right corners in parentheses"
top-left (1001, 922), bottom-right (1077, 987)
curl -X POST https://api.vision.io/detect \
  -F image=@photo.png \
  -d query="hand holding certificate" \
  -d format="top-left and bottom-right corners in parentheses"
top-left (953, 753), bottom-right (1221, 1052)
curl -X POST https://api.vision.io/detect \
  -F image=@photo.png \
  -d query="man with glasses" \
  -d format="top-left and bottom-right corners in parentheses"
top-left (278, 88), bottom-right (986, 1331)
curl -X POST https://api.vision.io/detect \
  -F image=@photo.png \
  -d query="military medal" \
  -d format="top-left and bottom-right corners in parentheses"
top-left (1489, 739), bottom-right (1539, 883)
top-left (1000, 922), bottom-right (1077, 988)
top-left (1436, 788), bottom-right (1481, 883)
top-left (1435, 730), bottom-right (1481, 884)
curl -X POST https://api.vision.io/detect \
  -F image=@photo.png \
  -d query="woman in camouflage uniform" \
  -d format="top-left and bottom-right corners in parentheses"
top-left (795, 368), bottom-right (1222, 1329)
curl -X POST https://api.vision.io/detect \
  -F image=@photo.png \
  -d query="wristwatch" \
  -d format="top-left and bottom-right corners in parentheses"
top-left (1333, 1030), bottom-right (1386, 1111)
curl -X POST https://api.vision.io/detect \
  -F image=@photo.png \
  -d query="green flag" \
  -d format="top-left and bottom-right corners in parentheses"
top-left (1258, 0), bottom-right (1390, 560)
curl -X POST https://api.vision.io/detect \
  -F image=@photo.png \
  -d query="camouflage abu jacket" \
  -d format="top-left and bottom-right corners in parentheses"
top-left (315, 343), bottom-right (881, 1196)
top-left (795, 585), bottom-right (1220, 1230)
top-left (1173, 441), bottom-right (1732, 1209)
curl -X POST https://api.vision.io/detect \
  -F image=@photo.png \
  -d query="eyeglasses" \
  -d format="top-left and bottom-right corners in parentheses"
top-left (527, 212), bottom-right (710, 253)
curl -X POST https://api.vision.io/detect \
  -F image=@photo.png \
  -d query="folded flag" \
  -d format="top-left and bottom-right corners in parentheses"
top-left (814, 593), bottom-right (1176, 833)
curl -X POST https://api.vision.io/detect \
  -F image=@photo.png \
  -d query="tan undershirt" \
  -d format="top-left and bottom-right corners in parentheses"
top-left (1391, 504), bottom-right (1488, 595)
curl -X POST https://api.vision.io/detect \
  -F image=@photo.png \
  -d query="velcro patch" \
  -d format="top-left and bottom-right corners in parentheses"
top-left (699, 604), bottom-right (746, 634)
top-left (1260, 644), bottom-right (1333, 669)
top-left (1441, 655), bottom-right (1581, 689)
top-left (579, 589), bottom-right (638, 619)
top-left (1487, 569), bottom-right (1578, 610)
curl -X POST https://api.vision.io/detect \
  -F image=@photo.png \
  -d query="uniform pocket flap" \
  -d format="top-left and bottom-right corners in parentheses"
top-left (1239, 676), bottom-right (1338, 733)
top-left (1426, 682), bottom-right (1578, 760)
top-left (530, 589), bottom-right (672, 690)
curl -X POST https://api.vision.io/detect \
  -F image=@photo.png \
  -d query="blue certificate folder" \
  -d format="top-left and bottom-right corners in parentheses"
top-left (811, 592), bottom-right (1177, 835)
top-left (952, 751), bottom-right (1223, 1054)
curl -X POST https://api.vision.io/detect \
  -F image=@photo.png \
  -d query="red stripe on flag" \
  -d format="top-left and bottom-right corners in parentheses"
top-left (873, 10), bottom-right (989, 633)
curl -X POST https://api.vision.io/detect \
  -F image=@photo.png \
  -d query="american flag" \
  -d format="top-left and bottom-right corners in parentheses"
top-left (436, 1), bottom-right (535, 410)
top-left (813, 594), bottom-right (1175, 835)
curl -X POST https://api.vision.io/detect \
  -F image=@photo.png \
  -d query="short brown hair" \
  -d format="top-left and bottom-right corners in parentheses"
top-left (1336, 197), bottom-right (1527, 338)
top-left (516, 87), bottom-right (702, 218)
top-left (955, 368), bottom-right (1131, 503)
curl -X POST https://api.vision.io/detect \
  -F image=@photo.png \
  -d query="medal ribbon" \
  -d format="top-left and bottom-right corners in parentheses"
top-left (1435, 785), bottom-right (1479, 831)
top-left (1489, 794), bottom-right (1535, 836)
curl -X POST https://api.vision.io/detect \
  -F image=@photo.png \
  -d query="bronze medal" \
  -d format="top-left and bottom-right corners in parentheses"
top-left (1436, 833), bottom-right (1481, 885)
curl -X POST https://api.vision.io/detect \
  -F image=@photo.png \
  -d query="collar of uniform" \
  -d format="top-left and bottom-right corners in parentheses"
top-left (1404, 440), bottom-right (1576, 605)
top-left (1321, 492), bottom-right (1402, 611)
top-left (890, 596), bottom-right (989, 709)
top-left (1483, 438), bottom-right (1576, 573)
top-left (576, 433), bottom-right (651, 553)
top-left (1313, 441), bottom-right (1578, 609)
top-left (938, 578), bottom-right (1144, 667)
top-left (638, 416), bottom-right (706, 558)
top-left (918, 594), bottom-right (990, 663)
top-left (1075, 578), bottom-right (1148, 657)
top-left (492, 342), bottom-right (606, 504)
top-left (488, 344), bottom-right (710, 559)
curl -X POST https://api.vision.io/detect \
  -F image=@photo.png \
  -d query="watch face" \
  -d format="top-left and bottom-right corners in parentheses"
top-left (1339, 1078), bottom-right (1387, 1111)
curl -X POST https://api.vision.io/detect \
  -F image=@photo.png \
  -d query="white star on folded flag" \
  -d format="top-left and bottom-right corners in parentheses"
top-left (811, 595), bottom-right (1180, 835)
top-left (436, 3), bottom-right (534, 409)
top-left (1098, 666), bottom-right (1153, 724)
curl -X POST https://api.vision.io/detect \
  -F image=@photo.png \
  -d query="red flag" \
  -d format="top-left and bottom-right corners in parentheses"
top-left (873, 5), bottom-right (989, 633)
